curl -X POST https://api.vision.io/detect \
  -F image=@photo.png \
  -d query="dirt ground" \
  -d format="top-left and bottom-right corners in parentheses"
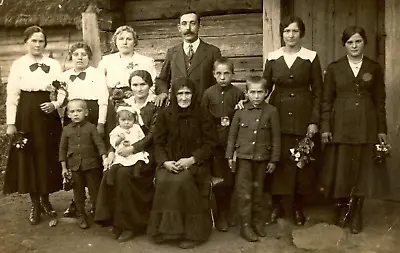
top-left (0, 189), bottom-right (399, 253)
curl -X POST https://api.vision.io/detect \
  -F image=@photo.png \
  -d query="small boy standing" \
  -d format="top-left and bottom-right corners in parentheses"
top-left (59, 99), bottom-right (107, 229)
top-left (201, 57), bottom-right (244, 232)
top-left (226, 76), bottom-right (281, 242)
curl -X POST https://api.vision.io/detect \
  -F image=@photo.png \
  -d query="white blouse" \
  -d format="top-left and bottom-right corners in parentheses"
top-left (6, 54), bottom-right (63, 125)
top-left (347, 55), bottom-right (363, 77)
top-left (109, 124), bottom-right (149, 166)
top-left (61, 66), bottom-right (108, 124)
top-left (97, 52), bottom-right (157, 89)
top-left (268, 47), bottom-right (318, 68)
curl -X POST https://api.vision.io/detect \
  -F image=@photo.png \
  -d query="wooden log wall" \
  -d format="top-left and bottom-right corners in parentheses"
top-left (0, 27), bottom-right (112, 83)
top-left (385, 0), bottom-right (400, 201)
top-left (125, 0), bottom-right (263, 84)
top-left (287, 0), bottom-right (385, 71)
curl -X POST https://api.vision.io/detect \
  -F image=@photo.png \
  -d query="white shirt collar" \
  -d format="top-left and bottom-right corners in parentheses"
top-left (183, 38), bottom-right (200, 54)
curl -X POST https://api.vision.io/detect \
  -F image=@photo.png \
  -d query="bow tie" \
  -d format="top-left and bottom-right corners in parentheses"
top-left (70, 72), bottom-right (86, 81)
top-left (29, 63), bottom-right (50, 73)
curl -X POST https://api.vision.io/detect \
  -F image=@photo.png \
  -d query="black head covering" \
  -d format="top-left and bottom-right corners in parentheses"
top-left (169, 77), bottom-right (199, 118)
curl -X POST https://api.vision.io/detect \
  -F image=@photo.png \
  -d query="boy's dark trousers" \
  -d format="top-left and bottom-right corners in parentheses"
top-left (235, 159), bottom-right (268, 227)
top-left (212, 146), bottom-right (235, 227)
top-left (71, 168), bottom-right (103, 216)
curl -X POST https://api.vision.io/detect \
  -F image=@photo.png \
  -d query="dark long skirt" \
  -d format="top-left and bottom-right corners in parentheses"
top-left (319, 143), bottom-right (390, 199)
top-left (3, 91), bottom-right (62, 194)
top-left (64, 100), bottom-right (99, 126)
top-left (147, 165), bottom-right (212, 242)
top-left (94, 162), bottom-right (155, 233)
top-left (271, 133), bottom-right (321, 196)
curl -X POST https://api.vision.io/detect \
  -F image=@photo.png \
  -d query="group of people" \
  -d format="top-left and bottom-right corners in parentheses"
top-left (3, 10), bottom-right (389, 249)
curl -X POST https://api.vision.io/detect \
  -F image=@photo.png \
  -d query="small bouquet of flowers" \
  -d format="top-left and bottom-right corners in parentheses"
top-left (110, 87), bottom-right (133, 109)
top-left (62, 170), bottom-right (73, 191)
top-left (12, 132), bottom-right (29, 149)
top-left (374, 142), bottom-right (391, 163)
top-left (50, 80), bottom-right (68, 106)
top-left (290, 137), bottom-right (315, 169)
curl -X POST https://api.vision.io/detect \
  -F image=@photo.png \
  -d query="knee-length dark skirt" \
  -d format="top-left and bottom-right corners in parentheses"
top-left (94, 162), bottom-right (155, 233)
top-left (271, 134), bottom-right (321, 196)
top-left (3, 91), bottom-right (62, 194)
top-left (147, 165), bottom-right (212, 242)
top-left (319, 143), bottom-right (390, 199)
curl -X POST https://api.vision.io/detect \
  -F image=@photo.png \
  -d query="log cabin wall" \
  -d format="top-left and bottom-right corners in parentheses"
top-left (284, 0), bottom-right (385, 71)
top-left (124, 0), bottom-right (263, 86)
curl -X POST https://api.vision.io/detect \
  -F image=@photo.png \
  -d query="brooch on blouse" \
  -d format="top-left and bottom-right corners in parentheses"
top-left (362, 73), bottom-right (372, 82)
top-left (127, 62), bottom-right (139, 70)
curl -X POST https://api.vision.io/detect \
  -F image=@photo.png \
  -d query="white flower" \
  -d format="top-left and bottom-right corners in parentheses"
top-left (16, 144), bottom-right (21, 149)
top-left (295, 152), bottom-right (301, 158)
top-left (23, 139), bottom-right (28, 144)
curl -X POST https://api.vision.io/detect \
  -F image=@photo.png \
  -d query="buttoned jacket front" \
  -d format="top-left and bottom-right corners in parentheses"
top-left (321, 56), bottom-right (387, 143)
top-left (59, 121), bottom-right (107, 171)
top-left (262, 47), bottom-right (322, 135)
top-left (226, 102), bottom-right (281, 162)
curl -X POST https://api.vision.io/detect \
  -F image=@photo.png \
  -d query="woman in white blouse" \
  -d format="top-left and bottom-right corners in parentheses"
top-left (4, 26), bottom-right (65, 225)
top-left (62, 42), bottom-right (108, 133)
top-left (98, 25), bottom-right (157, 147)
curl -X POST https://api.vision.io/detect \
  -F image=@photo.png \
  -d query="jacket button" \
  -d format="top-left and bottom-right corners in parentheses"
top-left (256, 119), bottom-right (259, 122)
top-left (288, 112), bottom-right (293, 116)
top-left (290, 93), bottom-right (295, 97)
top-left (254, 131), bottom-right (257, 134)
top-left (252, 142), bottom-right (255, 144)
top-left (355, 102), bottom-right (359, 106)
top-left (289, 75), bottom-right (294, 79)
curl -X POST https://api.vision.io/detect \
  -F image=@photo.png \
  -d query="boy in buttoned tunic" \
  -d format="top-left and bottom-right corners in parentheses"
top-left (59, 99), bottom-right (107, 229)
top-left (226, 76), bottom-right (280, 242)
top-left (201, 57), bottom-right (244, 232)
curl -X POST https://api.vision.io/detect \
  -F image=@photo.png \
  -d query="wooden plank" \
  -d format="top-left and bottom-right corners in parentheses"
top-left (262, 0), bottom-right (281, 64)
top-left (385, 0), bottom-right (400, 200)
top-left (82, 7), bottom-right (102, 67)
top-left (293, 0), bottom-right (313, 50)
top-left (333, 0), bottom-right (357, 61)
top-left (312, 0), bottom-right (328, 70)
top-left (356, 0), bottom-right (378, 60)
top-left (124, 0), bottom-right (262, 21)
top-left (377, 0), bottom-right (385, 68)
top-left (135, 34), bottom-right (263, 61)
top-left (128, 13), bottom-right (262, 40)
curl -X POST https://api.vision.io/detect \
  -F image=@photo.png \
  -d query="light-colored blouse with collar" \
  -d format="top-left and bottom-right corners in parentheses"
top-left (61, 66), bottom-right (109, 124)
top-left (268, 47), bottom-right (318, 68)
top-left (6, 54), bottom-right (64, 125)
top-left (97, 52), bottom-right (157, 89)
top-left (347, 55), bottom-right (363, 77)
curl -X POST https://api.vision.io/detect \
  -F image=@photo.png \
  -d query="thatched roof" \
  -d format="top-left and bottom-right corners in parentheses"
top-left (0, 0), bottom-right (118, 28)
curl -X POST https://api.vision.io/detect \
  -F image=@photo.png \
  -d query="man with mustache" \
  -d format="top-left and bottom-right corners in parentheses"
top-left (154, 11), bottom-right (222, 106)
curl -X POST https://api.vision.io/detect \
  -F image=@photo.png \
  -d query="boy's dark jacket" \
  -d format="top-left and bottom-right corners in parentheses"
top-left (226, 101), bottom-right (281, 162)
top-left (59, 121), bottom-right (106, 171)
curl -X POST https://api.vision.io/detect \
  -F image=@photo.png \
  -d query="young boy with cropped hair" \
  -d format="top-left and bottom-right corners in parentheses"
top-left (226, 76), bottom-right (281, 242)
top-left (201, 57), bottom-right (244, 232)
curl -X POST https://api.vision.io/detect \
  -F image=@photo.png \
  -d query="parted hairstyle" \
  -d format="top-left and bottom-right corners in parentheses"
top-left (178, 11), bottom-right (201, 25)
top-left (128, 70), bottom-right (153, 88)
top-left (111, 25), bottom-right (139, 50)
top-left (341, 26), bottom-right (367, 46)
top-left (69, 42), bottom-right (93, 60)
top-left (279, 16), bottom-right (306, 38)
top-left (23, 25), bottom-right (47, 47)
top-left (213, 57), bottom-right (235, 74)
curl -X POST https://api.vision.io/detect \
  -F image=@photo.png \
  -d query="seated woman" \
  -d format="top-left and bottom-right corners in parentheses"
top-left (94, 70), bottom-right (158, 242)
top-left (147, 77), bottom-right (218, 249)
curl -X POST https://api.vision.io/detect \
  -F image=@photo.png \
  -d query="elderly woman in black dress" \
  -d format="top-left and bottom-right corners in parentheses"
top-left (147, 77), bottom-right (218, 249)
top-left (4, 26), bottom-right (64, 224)
top-left (320, 26), bottom-right (389, 234)
top-left (94, 70), bottom-right (158, 242)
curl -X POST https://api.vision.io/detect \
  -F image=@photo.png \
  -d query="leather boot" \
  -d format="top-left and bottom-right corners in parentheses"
top-left (293, 203), bottom-right (305, 226)
top-left (350, 197), bottom-right (364, 234)
top-left (63, 200), bottom-right (77, 218)
top-left (29, 194), bottom-right (41, 225)
top-left (40, 194), bottom-right (56, 217)
top-left (78, 213), bottom-right (89, 229)
top-left (216, 210), bottom-right (229, 232)
top-left (335, 198), bottom-right (350, 228)
top-left (252, 223), bottom-right (266, 237)
top-left (266, 195), bottom-right (283, 226)
top-left (240, 223), bottom-right (259, 242)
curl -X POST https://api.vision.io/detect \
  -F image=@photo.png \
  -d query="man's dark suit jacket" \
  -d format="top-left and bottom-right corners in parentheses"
top-left (155, 40), bottom-right (221, 102)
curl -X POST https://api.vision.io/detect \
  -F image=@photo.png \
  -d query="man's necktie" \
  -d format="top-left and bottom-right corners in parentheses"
top-left (29, 63), bottom-right (50, 73)
top-left (69, 72), bottom-right (87, 82)
top-left (187, 44), bottom-right (194, 62)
